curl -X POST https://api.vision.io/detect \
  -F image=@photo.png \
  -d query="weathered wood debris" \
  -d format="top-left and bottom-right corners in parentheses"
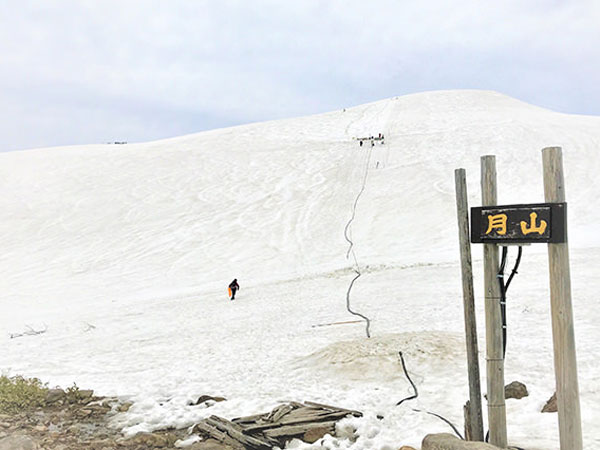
top-left (193, 400), bottom-right (362, 449)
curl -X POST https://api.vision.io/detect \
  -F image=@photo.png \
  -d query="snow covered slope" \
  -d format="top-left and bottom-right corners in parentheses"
top-left (1, 90), bottom-right (600, 449)
top-left (2, 90), bottom-right (599, 320)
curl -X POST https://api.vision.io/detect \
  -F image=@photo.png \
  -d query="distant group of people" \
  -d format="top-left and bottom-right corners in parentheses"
top-left (358, 133), bottom-right (385, 147)
top-left (227, 134), bottom-right (388, 300)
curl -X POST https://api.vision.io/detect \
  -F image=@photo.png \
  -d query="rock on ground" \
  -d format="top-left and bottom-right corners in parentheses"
top-left (190, 439), bottom-right (237, 449)
top-left (504, 381), bottom-right (528, 400)
top-left (422, 433), bottom-right (503, 450)
top-left (542, 392), bottom-right (557, 413)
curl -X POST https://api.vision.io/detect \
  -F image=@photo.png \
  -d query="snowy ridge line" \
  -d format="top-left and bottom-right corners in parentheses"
top-left (343, 145), bottom-right (373, 338)
top-left (390, 119), bottom-right (517, 138)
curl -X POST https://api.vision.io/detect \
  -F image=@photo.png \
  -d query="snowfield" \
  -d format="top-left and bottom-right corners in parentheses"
top-left (1, 90), bottom-right (599, 449)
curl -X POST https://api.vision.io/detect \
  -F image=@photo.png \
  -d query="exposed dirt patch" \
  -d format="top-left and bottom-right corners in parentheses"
top-left (0, 389), bottom-right (190, 450)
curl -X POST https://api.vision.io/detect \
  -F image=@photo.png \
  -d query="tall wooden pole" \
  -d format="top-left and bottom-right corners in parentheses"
top-left (454, 168), bottom-right (484, 441)
top-left (481, 156), bottom-right (507, 448)
top-left (542, 147), bottom-right (583, 450)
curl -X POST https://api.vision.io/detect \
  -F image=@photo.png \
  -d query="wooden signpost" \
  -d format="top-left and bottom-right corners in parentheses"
top-left (480, 155), bottom-right (507, 448)
top-left (456, 147), bottom-right (582, 449)
top-left (471, 202), bottom-right (567, 244)
top-left (454, 169), bottom-right (484, 442)
top-left (542, 147), bottom-right (582, 450)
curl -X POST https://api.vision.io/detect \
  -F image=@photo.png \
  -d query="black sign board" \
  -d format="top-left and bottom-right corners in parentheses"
top-left (471, 202), bottom-right (566, 244)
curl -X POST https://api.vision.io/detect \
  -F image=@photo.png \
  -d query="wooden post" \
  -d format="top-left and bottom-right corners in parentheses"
top-left (454, 168), bottom-right (484, 441)
top-left (481, 156), bottom-right (507, 448)
top-left (542, 147), bottom-right (583, 450)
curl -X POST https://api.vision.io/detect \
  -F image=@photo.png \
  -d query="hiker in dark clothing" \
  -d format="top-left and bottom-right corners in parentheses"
top-left (229, 279), bottom-right (240, 300)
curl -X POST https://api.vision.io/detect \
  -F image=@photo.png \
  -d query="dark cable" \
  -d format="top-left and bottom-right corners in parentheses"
top-left (498, 247), bottom-right (508, 357)
top-left (499, 246), bottom-right (508, 273)
top-left (505, 246), bottom-right (522, 291)
top-left (497, 246), bottom-right (523, 358)
top-left (421, 411), bottom-right (465, 441)
top-left (486, 247), bottom-right (527, 449)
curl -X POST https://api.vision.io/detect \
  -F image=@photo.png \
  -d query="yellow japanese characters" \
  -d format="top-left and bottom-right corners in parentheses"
top-left (485, 214), bottom-right (507, 235)
top-left (520, 212), bottom-right (547, 235)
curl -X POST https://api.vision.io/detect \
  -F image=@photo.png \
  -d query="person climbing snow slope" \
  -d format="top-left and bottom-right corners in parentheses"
top-left (228, 279), bottom-right (240, 300)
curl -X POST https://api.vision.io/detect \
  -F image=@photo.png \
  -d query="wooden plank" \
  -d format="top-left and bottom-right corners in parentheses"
top-left (464, 401), bottom-right (472, 441)
top-left (206, 416), bottom-right (272, 449)
top-left (265, 408), bottom-right (330, 425)
top-left (295, 408), bottom-right (357, 422)
top-left (303, 401), bottom-right (362, 416)
top-left (455, 168), bottom-right (485, 442)
top-left (232, 412), bottom-right (267, 424)
top-left (542, 147), bottom-right (583, 450)
top-left (265, 403), bottom-right (296, 422)
top-left (194, 421), bottom-right (245, 449)
top-left (481, 155), bottom-right (508, 448)
top-left (263, 420), bottom-right (337, 439)
top-left (243, 410), bottom-right (355, 433)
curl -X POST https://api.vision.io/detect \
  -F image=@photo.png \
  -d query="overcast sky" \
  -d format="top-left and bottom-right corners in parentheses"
top-left (1, 0), bottom-right (599, 151)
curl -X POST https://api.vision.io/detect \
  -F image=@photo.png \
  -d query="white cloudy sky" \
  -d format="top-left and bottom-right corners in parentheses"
top-left (1, 0), bottom-right (599, 151)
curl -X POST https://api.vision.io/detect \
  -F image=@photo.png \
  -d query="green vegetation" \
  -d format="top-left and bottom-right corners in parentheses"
top-left (65, 382), bottom-right (83, 403)
top-left (0, 375), bottom-right (48, 414)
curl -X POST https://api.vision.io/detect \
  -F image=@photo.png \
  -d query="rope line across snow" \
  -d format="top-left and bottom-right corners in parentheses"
top-left (343, 145), bottom-right (373, 338)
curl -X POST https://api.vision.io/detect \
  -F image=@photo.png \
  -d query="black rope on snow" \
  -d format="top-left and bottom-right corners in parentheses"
top-left (344, 146), bottom-right (372, 263)
top-left (345, 270), bottom-right (371, 338)
top-left (421, 411), bottom-right (465, 441)
top-left (343, 146), bottom-right (373, 338)
top-left (396, 352), bottom-right (464, 440)
top-left (396, 352), bottom-right (418, 406)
